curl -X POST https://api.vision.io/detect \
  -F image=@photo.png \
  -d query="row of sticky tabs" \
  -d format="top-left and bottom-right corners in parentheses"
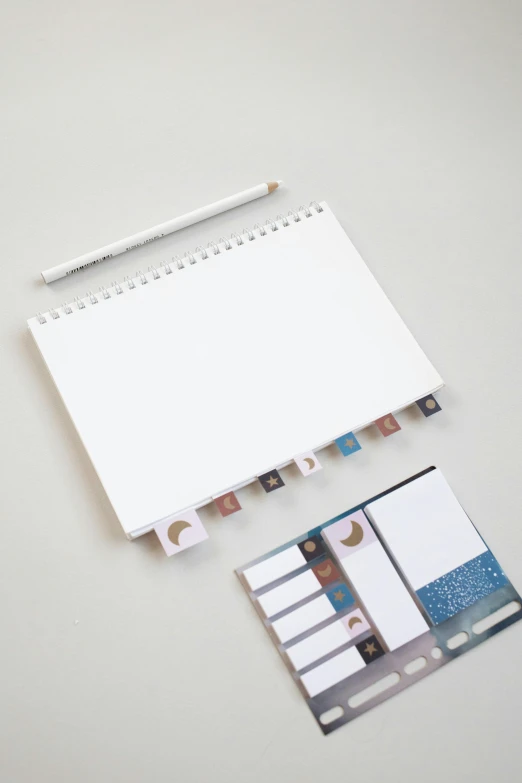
top-left (153, 394), bottom-right (442, 556)
top-left (238, 468), bottom-right (508, 699)
top-left (242, 531), bottom-right (386, 697)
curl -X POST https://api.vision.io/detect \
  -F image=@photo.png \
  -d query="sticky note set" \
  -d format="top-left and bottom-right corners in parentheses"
top-left (236, 468), bottom-right (521, 734)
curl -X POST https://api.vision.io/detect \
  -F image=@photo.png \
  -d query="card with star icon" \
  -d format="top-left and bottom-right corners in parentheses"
top-left (325, 583), bottom-right (355, 611)
top-left (334, 432), bottom-right (361, 456)
top-left (258, 470), bottom-right (285, 493)
top-left (236, 467), bottom-right (522, 735)
top-left (356, 634), bottom-right (385, 664)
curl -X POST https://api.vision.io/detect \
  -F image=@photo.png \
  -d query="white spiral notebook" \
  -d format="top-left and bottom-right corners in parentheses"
top-left (28, 202), bottom-right (443, 539)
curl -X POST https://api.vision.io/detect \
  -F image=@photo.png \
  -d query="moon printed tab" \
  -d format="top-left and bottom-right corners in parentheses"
top-left (294, 451), bottom-right (322, 476)
top-left (214, 491), bottom-right (241, 517)
top-left (374, 414), bottom-right (401, 437)
top-left (340, 609), bottom-right (371, 639)
top-left (258, 469), bottom-right (285, 493)
top-left (236, 467), bottom-right (522, 734)
top-left (154, 509), bottom-right (208, 556)
top-left (416, 394), bottom-right (441, 416)
top-left (334, 432), bottom-right (361, 456)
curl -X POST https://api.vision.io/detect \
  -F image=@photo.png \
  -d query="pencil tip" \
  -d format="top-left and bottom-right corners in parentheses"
top-left (267, 181), bottom-right (282, 193)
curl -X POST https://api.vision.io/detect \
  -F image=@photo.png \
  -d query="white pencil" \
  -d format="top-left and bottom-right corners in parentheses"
top-left (41, 181), bottom-right (283, 283)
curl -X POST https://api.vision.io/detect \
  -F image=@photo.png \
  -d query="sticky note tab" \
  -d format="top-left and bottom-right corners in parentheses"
top-left (242, 546), bottom-right (307, 591)
top-left (334, 432), bottom-right (361, 456)
top-left (258, 470), bottom-right (285, 493)
top-left (374, 414), bottom-right (401, 437)
top-left (340, 609), bottom-right (371, 639)
top-left (356, 634), bottom-right (385, 664)
top-left (322, 510), bottom-right (377, 560)
top-left (311, 559), bottom-right (341, 587)
top-left (271, 595), bottom-right (336, 644)
top-left (286, 621), bottom-right (350, 671)
top-left (416, 395), bottom-right (441, 417)
top-left (297, 535), bottom-right (325, 562)
top-left (154, 509), bottom-right (208, 556)
top-left (325, 583), bottom-right (355, 611)
top-left (257, 570), bottom-right (321, 618)
top-left (214, 491), bottom-right (241, 517)
top-left (294, 451), bottom-right (322, 476)
top-left (300, 646), bottom-right (366, 697)
top-left (338, 541), bottom-right (429, 650)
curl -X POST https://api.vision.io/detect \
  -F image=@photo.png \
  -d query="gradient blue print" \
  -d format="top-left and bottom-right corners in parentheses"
top-left (417, 550), bottom-right (508, 624)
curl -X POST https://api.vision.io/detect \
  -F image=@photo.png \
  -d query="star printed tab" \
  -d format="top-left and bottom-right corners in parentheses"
top-left (334, 432), bottom-right (361, 456)
top-left (325, 583), bottom-right (355, 612)
top-left (356, 634), bottom-right (385, 664)
top-left (374, 414), bottom-right (401, 437)
top-left (416, 395), bottom-right (442, 417)
top-left (214, 491), bottom-right (241, 517)
top-left (258, 469), bottom-right (285, 493)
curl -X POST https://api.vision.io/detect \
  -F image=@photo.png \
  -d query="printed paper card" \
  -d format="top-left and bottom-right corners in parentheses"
top-left (236, 468), bottom-right (521, 734)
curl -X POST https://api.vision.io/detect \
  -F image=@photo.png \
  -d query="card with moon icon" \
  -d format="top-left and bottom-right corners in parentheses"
top-left (236, 467), bottom-right (522, 734)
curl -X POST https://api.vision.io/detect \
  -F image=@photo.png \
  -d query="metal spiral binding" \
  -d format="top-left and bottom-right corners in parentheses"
top-left (34, 202), bottom-right (324, 323)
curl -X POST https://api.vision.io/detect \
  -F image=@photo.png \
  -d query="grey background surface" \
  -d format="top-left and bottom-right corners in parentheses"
top-left (1, 1), bottom-right (521, 781)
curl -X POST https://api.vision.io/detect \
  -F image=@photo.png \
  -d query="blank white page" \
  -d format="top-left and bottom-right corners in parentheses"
top-left (365, 469), bottom-right (486, 590)
top-left (28, 203), bottom-right (443, 538)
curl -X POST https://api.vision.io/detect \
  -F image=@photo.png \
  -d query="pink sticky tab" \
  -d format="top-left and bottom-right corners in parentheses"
top-left (154, 509), bottom-right (208, 556)
top-left (294, 451), bottom-right (322, 476)
top-left (322, 510), bottom-right (377, 560)
top-left (340, 609), bottom-right (371, 639)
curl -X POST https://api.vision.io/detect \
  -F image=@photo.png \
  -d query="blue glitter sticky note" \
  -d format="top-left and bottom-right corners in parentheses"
top-left (335, 432), bottom-right (361, 456)
top-left (325, 583), bottom-right (355, 611)
top-left (416, 550), bottom-right (509, 624)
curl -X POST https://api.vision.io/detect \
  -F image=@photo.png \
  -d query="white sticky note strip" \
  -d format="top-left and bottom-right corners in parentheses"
top-left (257, 570), bottom-right (321, 618)
top-left (286, 621), bottom-right (350, 671)
top-left (340, 542), bottom-right (429, 650)
top-left (300, 646), bottom-right (366, 697)
top-left (243, 546), bottom-right (306, 591)
top-left (271, 595), bottom-right (336, 644)
top-left (365, 469), bottom-right (487, 590)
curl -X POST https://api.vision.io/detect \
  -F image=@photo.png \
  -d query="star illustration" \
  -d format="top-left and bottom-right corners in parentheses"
top-left (364, 642), bottom-right (377, 657)
top-left (266, 476), bottom-right (279, 488)
top-left (333, 589), bottom-right (345, 602)
top-left (345, 438), bottom-right (355, 448)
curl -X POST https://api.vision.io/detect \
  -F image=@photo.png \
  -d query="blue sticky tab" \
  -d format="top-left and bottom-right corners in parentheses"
top-left (325, 583), bottom-right (355, 611)
top-left (334, 432), bottom-right (361, 456)
top-left (416, 550), bottom-right (509, 624)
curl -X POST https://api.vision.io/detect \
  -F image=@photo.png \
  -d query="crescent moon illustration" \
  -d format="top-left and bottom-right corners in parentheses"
top-left (316, 564), bottom-right (332, 578)
top-left (348, 616), bottom-right (362, 629)
top-left (168, 519), bottom-right (192, 546)
top-left (340, 520), bottom-right (364, 548)
top-left (304, 457), bottom-right (315, 470)
top-left (384, 417), bottom-right (397, 431)
top-left (223, 495), bottom-right (237, 511)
